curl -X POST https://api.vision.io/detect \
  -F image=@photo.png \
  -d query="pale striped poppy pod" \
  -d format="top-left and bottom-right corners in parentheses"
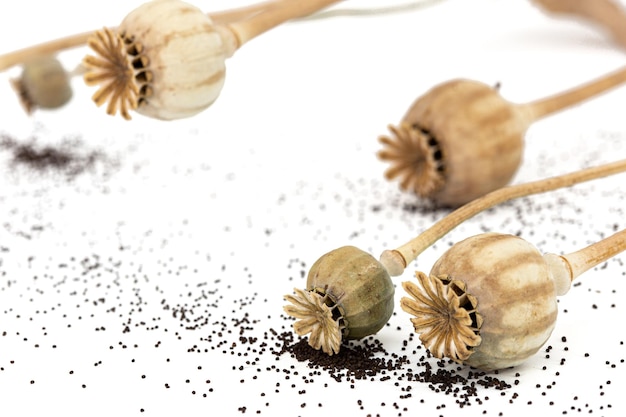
top-left (401, 233), bottom-right (562, 371)
top-left (83, 0), bottom-right (233, 120)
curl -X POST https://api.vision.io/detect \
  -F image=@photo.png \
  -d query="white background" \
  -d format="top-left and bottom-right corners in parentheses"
top-left (1, 1), bottom-right (626, 416)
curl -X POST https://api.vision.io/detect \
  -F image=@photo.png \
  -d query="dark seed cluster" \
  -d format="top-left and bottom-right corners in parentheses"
top-left (0, 122), bottom-right (624, 417)
top-left (0, 133), bottom-right (119, 180)
top-left (275, 331), bottom-right (512, 408)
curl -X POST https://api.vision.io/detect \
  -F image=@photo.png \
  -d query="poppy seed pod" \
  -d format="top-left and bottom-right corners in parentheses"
top-left (379, 66), bottom-right (626, 207)
top-left (81, 0), bottom-right (342, 120)
top-left (83, 0), bottom-right (230, 120)
top-left (401, 230), bottom-right (626, 370)
top-left (11, 56), bottom-right (73, 114)
top-left (379, 80), bottom-right (527, 207)
top-left (284, 246), bottom-right (395, 355)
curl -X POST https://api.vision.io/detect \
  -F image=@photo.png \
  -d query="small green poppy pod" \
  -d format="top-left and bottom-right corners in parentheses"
top-left (11, 56), bottom-right (73, 114)
top-left (284, 246), bottom-right (395, 355)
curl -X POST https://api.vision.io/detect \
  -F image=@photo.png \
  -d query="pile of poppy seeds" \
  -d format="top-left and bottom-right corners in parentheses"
top-left (0, 129), bottom-right (624, 416)
top-left (0, 133), bottom-right (119, 180)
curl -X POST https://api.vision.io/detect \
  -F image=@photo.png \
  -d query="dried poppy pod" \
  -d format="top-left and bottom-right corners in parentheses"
top-left (378, 66), bottom-right (626, 207)
top-left (10, 56), bottom-right (73, 114)
top-left (380, 80), bottom-right (525, 207)
top-left (82, 0), bottom-right (231, 120)
top-left (283, 246), bottom-right (394, 355)
top-left (400, 230), bottom-right (626, 370)
top-left (81, 0), bottom-right (342, 120)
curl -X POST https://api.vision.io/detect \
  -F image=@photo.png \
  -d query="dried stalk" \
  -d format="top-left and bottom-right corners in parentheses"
top-left (531, 0), bottom-right (626, 48)
top-left (0, 0), bottom-right (445, 72)
top-left (380, 159), bottom-right (626, 276)
top-left (555, 227), bottom-right (626, 281)
top-left (0, 0), bottom-right (302, 72)
top-left (226, 0), bottom-right (342, 49)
